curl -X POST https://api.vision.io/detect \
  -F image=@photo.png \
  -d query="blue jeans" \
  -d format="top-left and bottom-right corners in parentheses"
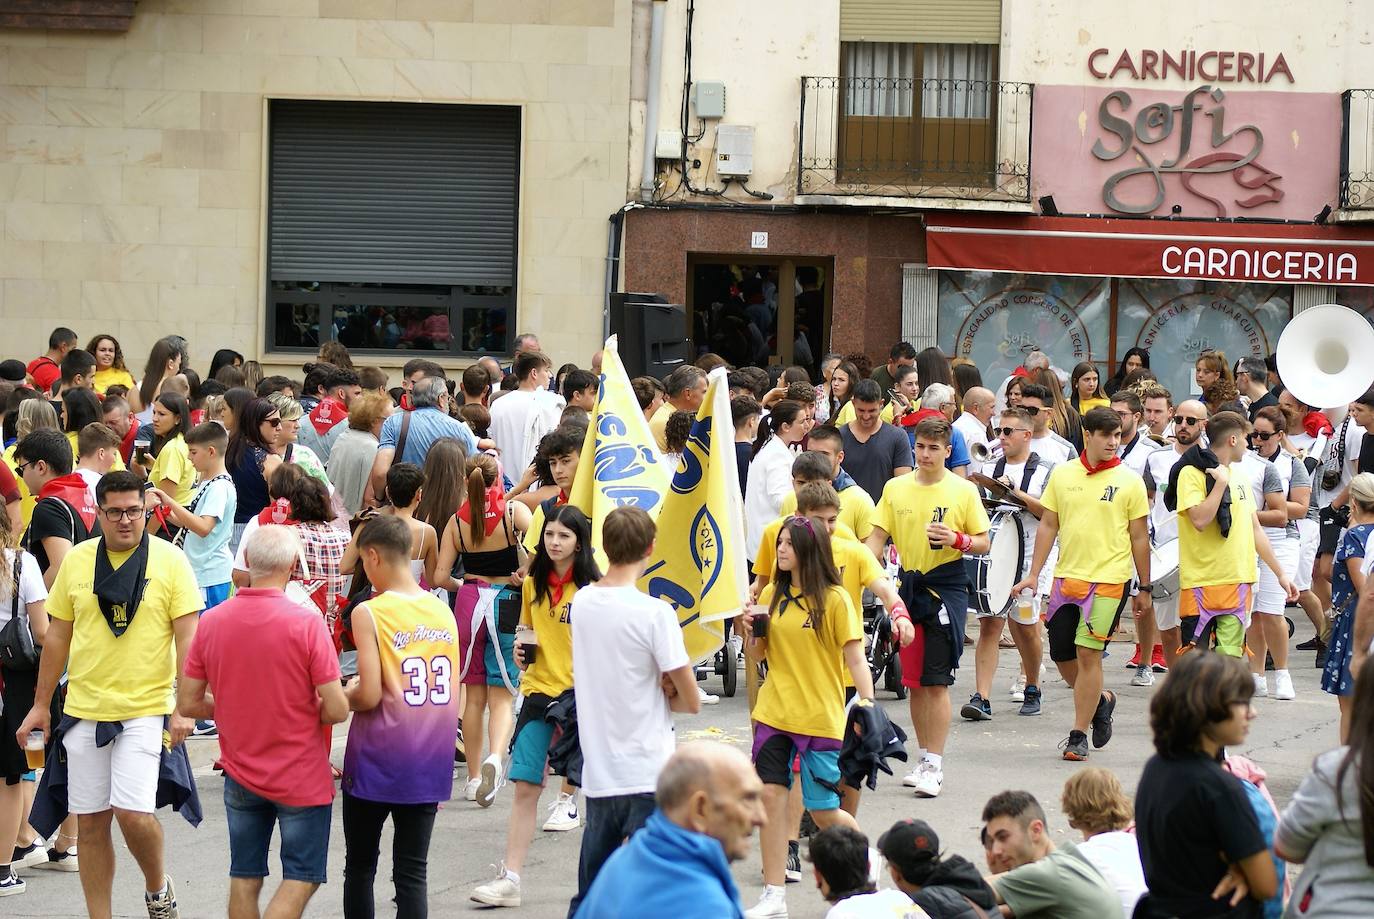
top-left (223, 775), bottom-right (332, 883)
top-left (567, 793), bottom-right (656, 918)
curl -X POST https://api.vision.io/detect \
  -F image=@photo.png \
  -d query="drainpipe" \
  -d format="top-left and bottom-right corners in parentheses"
top-left (639, 0), bottom-right (667, 202)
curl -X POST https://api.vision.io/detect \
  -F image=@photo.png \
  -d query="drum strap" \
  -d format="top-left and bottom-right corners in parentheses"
top-left (993, 453), bottom-right (1040, 494)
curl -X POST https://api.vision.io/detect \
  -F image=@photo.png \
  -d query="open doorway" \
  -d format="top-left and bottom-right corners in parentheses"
top-left (687, 255), bottom-right (833, 376)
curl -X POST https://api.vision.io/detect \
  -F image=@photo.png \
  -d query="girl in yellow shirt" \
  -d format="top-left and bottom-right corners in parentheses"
top-left (150, 393), bottom-right (195, 506)
top-left (86, 333), bottom-right (138, 404)
top-left (745, 517), bottom-right (875, 916)
top-left (1070, 362), bottom-right (1110, 415)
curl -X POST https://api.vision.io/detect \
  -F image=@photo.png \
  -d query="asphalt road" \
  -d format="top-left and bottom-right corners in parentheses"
top-left (10, 617), bottom-right (1339, 918)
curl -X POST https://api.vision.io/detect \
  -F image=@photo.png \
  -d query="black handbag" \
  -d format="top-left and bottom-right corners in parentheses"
top-left (0, 552), bottom-right (39, 671)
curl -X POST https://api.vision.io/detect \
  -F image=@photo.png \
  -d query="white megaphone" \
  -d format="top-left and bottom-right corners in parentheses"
top-left (1275, 304), bottom-right (1374, 409)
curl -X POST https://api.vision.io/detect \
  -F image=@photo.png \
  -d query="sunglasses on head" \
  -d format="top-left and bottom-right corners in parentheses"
top-left (996, 426), bottom-right (1029, 437)
top-left (1173, 416), bottom-right (1202, 426)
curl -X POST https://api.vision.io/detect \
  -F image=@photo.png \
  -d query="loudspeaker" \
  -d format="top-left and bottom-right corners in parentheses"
top-left (607, 292), bottom-right (691, 380)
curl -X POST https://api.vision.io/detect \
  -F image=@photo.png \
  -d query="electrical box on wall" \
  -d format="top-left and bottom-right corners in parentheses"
top-left (654, 130), bottom-right (681, 160)
top-left (715, 124), bottom-right (754, 177)
top-left (692, 82), bottom-right (726, 119)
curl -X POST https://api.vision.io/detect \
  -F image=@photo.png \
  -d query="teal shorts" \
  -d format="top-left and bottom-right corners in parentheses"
top-left (508, 693), bottom-right (558, 786)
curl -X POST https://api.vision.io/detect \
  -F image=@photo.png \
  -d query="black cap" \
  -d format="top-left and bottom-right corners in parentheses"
top-left (877, 819), bottom-right (941, 882)
top-left (0, 360), bottom-right (26, 383)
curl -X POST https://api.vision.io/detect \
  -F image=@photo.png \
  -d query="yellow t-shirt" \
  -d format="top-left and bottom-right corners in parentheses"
top-left (3, 444), bottom-right (34, 529)
top-left (66, 432), bottom-right (126, 472)
top-left (150, 434), bottom-right (195, 505)
top-left (1176, 464), bottom-right (1258, 588)
top-left (832, 400), bottom-right (897, 428)
top-left (47, 538), bottom-right (202, 721)
top-left (753, 516), bottom-right (857, 579)
top-left (779, 481), bottom-right (876, 541)
top-left (872, 470), bottom-right (990, 573)
top-left (752, 583), bottom-right (863, 739)
top-left (1040, 461), bottom-right (1149, 584)
top-left (519, 576), bottom-right (577, 698)
top-left (92, 367), bottom-right (136, 396)
top-left (831, 536), bottom-right (885, 690)
top-left (1075, 396), bottom-right (1111, 414)
top-left (649, 401), bottom-right (674, 454)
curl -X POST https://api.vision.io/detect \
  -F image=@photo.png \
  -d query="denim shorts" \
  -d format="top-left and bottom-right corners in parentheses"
top-left (224, 775), bottom-right (332, 883)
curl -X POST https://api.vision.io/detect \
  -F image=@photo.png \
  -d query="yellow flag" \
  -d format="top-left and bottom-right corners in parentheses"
top-left (638, 367), bottom-right (750, 663)
top-left (567, 337), bottom-right (669, 564)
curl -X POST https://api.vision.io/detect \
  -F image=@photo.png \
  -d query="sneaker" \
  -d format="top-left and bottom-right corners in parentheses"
top-left (1019, 685), bottom-right (1042, 716)
top-left (901, 766), bottom-right (922, 788)
top-left (471, 864), bottom-right (522, 908)
top-left (455, 720), bottom-right (466, 764)
top-left (1131, 664), bottom-right (1154, 687)
top-left (1315, 641), bottom-right (1329, 669)
top-left (0, 869), bottom-right (24, 897)
top-left (542, 792), bottom-right (579, 832)
top-left (31, 846), bottom-right (78, 872)
top-left (1091, 691), bottom-right (1116, 749)
top-left (1273, 669), bottom-right (1296, 701)
top-left (1296, 635), bottom-right (1320, 651)
top-left (1150, 645), bottom-right (1168, 672)
top-left (476, 754), bottom-right (503, 808)
top-left (911, 760), bottom-right (943, 798)
top-left (1253, 673), bottom-right (1268, 697)
top-left (11, 842), bottom-right (48, 870)
top-left (1009, 673), bottom-right (1026, 702)
top-left (1125, 644), bottom-right (1142, 668)
top-left (1060, 731), bottom-right (1090, 761)
top-left (785, 840), bottom-right (802, 883)
top-left (463, 777), bottom-right (480, 802)
top-left (698, 686), bottom-right (720, 705)
top-left (745, 885), bottom-right (789, 919)
top-left (191, 720), bottom-right (217, 737)
top-left (960, 693), bottom-right (992, 721)
top-left (145, 875), bottom-right (179, 919)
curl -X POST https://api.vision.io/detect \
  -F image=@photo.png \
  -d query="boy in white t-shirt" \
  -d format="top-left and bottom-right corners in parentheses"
top-left (567, 506), bottom-right (699, 916)
top-left (809, 826), bottom-right (924, 919)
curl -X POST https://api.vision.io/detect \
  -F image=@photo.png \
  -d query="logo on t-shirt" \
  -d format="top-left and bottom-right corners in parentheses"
top-left (930, 507), bottom-right (948, 524)
top-left (1100, 485), bottom-right (1119, 502)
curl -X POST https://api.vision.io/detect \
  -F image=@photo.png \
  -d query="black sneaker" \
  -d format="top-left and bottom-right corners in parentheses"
top-left (785, 840), bottom-right (802, 883)
top-left (1091, 691), bottom-right (1117, 749)
top-left (1019, 685), bottom-right (1042, 716)
top-left (960, 693), bottom-right (992, 721)
top-left (1296, 635), bottom-right (1320, 651)
top-left (0, 868), bottom-right (24, 897)
top-left (32, 846), bottom-right (78, 872)
top-left (1060, 731), bottom-right (1089, 761)
top-left (11, 841), bottom-right (47, 870)
top-left (1315, 641), bottom-right (1329, 669)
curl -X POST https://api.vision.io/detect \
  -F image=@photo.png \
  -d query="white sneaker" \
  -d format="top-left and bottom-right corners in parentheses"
top-left (901, 765), bottom-right (922, 787)
top-left (698, 685), bottom-right (720, 705)
top-left (912, 760), bottom-right (943, 798)
top-left (470, 864), bottom-right (521, 907)
top-left (744, 885), bottom-right (788, 919)
top-left (476, 754), bottom-right (503, 808)
top-left (542, 792), bottom-right (579, 831)
top-left (1273, 669), bottom-right (1296, 701)
top-left (1010, 673), bottom-right (1026, 702)
top-left (1253, 673), bottom-right (1269, 698)
top-left (1131, 664), bottom-right (1155, 687)
top-left (463, 777), bottom-right (480, 802)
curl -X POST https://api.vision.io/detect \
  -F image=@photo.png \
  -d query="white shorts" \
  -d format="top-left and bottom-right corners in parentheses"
top-left (63, 716), bottom-right (164, 815)
top-left (1255, 535), bottom-right (1300, 615)
top-left (1295, 518), bottom-right (1318, 592)
top-left (1154, 595), bottom-right (1181, 632)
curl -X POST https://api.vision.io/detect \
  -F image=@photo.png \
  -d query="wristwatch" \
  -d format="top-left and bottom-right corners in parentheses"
top-left (1137, 583), bottom-right (1153, 593)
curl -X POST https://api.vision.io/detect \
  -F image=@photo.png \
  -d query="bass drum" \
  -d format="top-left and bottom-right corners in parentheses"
top-left (1151, 538), bottom-right (1181, 600)
top-left (965, 511), bottom-right (1026, 615)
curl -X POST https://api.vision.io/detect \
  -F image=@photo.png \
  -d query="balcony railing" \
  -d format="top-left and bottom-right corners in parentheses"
top-left (798, 76), bottom-right (1033, 201)
top-left (1341, 89), bottom-right (1374, 209)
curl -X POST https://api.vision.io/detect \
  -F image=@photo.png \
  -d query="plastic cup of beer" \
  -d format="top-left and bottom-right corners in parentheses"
top-left (515, 625), bottom-right (538, 666)
top-left (749, 604), bottom-right (770, 638)
top-left (1012, 589), bottom-right (1038, 626)
top-left (24, 730), bottom-right (44, 770)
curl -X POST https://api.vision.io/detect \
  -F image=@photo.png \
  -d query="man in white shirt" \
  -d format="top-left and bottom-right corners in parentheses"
top-left (1111, 391), bottom-right (1163, 477)
top-left (1018, 383), bottom-right (1077, 464)
top-left (1139, 383), bottom-right (1174, 441)
top-left (954, 386), bottom-right (996, 462)
top-left (489, 350), bottom-right (565, 475)
top-left (568, 506), bottom-right (699, 916)
top-left (73, 423), bottom-right (121, 504)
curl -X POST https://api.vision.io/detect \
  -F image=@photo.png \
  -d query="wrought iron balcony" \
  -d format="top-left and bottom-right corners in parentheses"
top-left (1341, 89), bottom-right (1374, 209)
top-left (797, 76), bottom-right (1033, 201)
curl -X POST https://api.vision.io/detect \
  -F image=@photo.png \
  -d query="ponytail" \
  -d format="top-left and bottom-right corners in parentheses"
top-left (465, 465), bottom-right (487, 547)
top-left (753, 399), bottom-right (803, 458)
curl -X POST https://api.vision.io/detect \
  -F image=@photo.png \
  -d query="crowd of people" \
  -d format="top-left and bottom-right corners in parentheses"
top-left (0, 325), bottom-right (1371, 919)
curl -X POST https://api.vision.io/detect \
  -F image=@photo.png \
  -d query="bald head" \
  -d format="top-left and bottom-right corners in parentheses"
top-left (657, 742), bottom-right (764, 862)
top-left (1173, 399), bottom-right (1208, 447)
top-left (963, 386), bottom-right (996, 422)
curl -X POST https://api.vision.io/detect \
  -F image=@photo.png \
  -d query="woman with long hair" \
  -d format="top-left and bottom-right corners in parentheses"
top-left (915, 347), bottom-right (954, 390)
top-left (60, 388), bottom-right (103, 438)
top-left (86, 333), bottom-right (137, 403)
top-left (226, 397), bottom-right (286, 549)
top-left (434, 452), bottom-right (532, 807)
top-left (240, 360), bottom-right (265, 394)
top-left (745, 400), bottom-right (809, 560)
top-left (1322, 473), bottom-right (1374, 740)
top-left (1195, 350), bottom-right (1234, 395)
top-left (218, 386), bottom-right (253, 436)
top-left (207, 349), bottom-right (243, 383)
top-left (136, 337), bottom-right (184, 424)
top-left (1134, 652), bottom-right (1276, 918)
top-left (1276, 655), bottom-right (1374, 914)
top-left (1246, 406), bottom-right (1311, 704)
top-left (1029, 367), bottom-right (1083, 449)
top-left (471, 504), bottom-right (598, 906)
top-left (1105, 347), bottom-right (1150, 396)
top-left (3, 399), bottom-right (58, 529)
top-left (317, 341), bottom-right (353, 371)
top-left (952, 360), bottom-right (983, 404)
top-left (1069, 362), bottom-right (1110, 415)
top-left (827, 361), bottom-right (859, 423)
top-left (744, 517), bottom-right (873, 917)
top-left (415, 437), bottom-right (470, 533)
top-left (149, 392), bottom-right (194, 505)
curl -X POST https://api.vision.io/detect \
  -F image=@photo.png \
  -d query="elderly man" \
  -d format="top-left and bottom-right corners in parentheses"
top-left (648, 366), bottom-right (708, 453)
top-left (572, 743), bottom-right (764, 919)
top-left (369, 376), bottom-right (478, 497)
top-left (955, 386), bottom-right (996, 461)
top-left (179, 525), bottom-right (348, 919)
top-left (921, 383), bottom-right (972, 477)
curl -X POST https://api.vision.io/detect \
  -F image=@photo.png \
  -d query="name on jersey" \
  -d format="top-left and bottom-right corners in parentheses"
top-left (392, 625), bottom-right (455, 651)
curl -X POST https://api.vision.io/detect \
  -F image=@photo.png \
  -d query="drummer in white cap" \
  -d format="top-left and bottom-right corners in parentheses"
top-left (963, 407), bottom-right (1055, 722)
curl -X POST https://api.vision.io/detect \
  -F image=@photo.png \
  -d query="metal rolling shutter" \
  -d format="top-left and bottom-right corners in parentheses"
top-left (268, 100), bottom-right (520, 286)
top-left (840, 0), bottom-right (1001, 44)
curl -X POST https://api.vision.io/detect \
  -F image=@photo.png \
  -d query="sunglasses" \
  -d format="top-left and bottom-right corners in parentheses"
top-left (996, 427), bottom-right (1029, 437)
top-left (1172, 416), bottom-right (1203, 426)
top-left (1249, 431), bottom-right (1278, 442)
top-left (13, 461), bottom-right (31, 477)
top-left (265, 417), bottom-right (283, 427)
top-left (1022, 406), bottom-right (1042, 416)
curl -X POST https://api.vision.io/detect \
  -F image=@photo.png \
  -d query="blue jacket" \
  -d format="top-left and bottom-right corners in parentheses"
top-left (573, 810), bottom-right (744, 919)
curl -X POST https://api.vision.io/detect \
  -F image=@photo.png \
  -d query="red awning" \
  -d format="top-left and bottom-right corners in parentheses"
top-left (924, 214), bottom-right (1374, 286)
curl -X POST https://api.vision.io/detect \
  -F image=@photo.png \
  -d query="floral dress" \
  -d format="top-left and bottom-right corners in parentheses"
top-left (1322, 522), bottom-right (1374, 696)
